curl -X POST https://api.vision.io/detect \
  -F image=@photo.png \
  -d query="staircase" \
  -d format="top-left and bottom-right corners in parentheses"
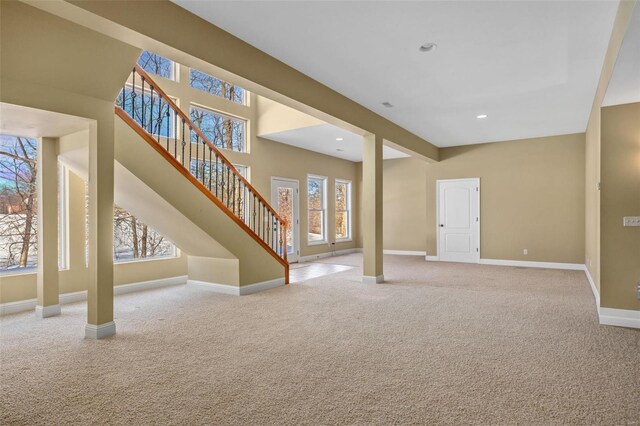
top-left (114, 65), bottom-right (289, 284)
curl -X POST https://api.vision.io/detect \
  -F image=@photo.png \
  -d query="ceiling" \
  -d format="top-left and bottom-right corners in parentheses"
top-left (260, 123), bottom-right (410, 162)
top-left (0, 103), bottom-right (92, 138)
top-left (173, 1), bottom-right (618, 148)
top-left (603, 3), bottom-right (640, 107)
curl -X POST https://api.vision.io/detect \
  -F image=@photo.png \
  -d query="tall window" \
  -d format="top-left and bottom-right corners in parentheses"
top-left (137, 51), bottom-right (176, 81)
top-left (58, 163), bottom-right (68, 270)
top-left (0, 135), bottom-right (37, 271)
top-left (190, 68), bottom-right (246, 105)
top-left (190, 105), bottom-right (246, 152)
top-left (335, 179), bottom-right (352, 241)
top-left (307, 175), bottom-right (327, 244)
top-left (113, 206), bottom-right (176, 262)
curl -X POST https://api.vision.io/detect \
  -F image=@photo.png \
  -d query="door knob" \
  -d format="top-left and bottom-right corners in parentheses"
top-left (439, 224), bottom-right (444, 227)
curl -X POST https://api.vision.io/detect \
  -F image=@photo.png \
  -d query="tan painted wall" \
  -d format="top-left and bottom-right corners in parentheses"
top-left (228, 137), bottom-right (360, 258)
top-left (383, 157), bottom-right (428, 252)
top-left (600, 102), bottom-right (640, 311)
top-left (584, 0), bottom-right (637, 292)
top-left (383, 134), bottom-right (586, 264)
top-left (256, 96), bottom-right (325, 136)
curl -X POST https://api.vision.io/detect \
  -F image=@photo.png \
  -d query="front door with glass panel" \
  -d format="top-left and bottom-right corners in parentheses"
top-left (271, 178), bottom-right (299, 263)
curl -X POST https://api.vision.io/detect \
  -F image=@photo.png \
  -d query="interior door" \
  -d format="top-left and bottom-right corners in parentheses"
top-left (438, 179), bottom-right (480, 263)
top-left (271, 178), bottom-right (300, 263)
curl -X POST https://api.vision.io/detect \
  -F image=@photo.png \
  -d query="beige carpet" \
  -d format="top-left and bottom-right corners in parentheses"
top-left (1, 254), bottom-right (639, 425)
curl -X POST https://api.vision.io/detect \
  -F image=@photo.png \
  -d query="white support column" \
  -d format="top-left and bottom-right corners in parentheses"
top-left (85, 115), bottom-right (116, 339)
top-left (35, 137), bottom-right (61, 318)
top-left (362, 134), bottom-right (384, 283)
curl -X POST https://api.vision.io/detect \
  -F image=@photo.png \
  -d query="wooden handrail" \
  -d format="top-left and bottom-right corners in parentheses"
top-left (116, 107), bottom-right (289, 282)
top-left (132, 65), bottom-right (287, 226)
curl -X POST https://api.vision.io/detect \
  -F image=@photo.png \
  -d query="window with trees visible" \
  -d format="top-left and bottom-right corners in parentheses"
top-left (84, 186), bottom-right (176, 263)
top-left (137, 51), bottom-right (176, 81)
top-left (190, 68), bottom-right (245, 105)
top-left (113, 206), bottom-right (176, 262)
top-left (189, 159), bottom-right (249, 219)
top-left (190, 105), bottom-right (246, 152)
top-left (307, 175), bottom-right (327, 244)
top-left (119, 85), bottom-right (176, 139)
top-left (335, 179), bottom-right (351, 241)
top-left (0, 135), bottom-right (37, 271)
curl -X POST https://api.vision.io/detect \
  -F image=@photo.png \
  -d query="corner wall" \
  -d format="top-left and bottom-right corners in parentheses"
top-left (600, 102), bottom-right (640, 311)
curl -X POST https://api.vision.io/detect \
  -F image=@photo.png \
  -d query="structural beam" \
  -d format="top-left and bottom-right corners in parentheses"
top-left (35, 137), bottom-right (61, 318)
top-left (362, 134), bottom-right (384, 283)
top-left (27, 0), bottom-right (439, 161)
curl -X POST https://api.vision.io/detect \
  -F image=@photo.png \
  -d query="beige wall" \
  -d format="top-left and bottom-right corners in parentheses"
top-left (383, 157), bottom-right (428, 252)
top-left (584, 0), bottom-right (637, 293)
top-left (600, 102), bottom-right (640, 311)
top-left (383, 134), bottom-right (586, 263)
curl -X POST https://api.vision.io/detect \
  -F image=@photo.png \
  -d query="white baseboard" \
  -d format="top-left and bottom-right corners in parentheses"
top-left (383, 250), bottom-right (427, 256)
top-left (0, 275), bottom-right (188, 316)
top-left (35, 304), bottom-right (61, 318)
top-left (362, 274), bottom-right (385, 284)
top-left (298, 248), bottom-right (361, 263)
top-left (599, 307), bottom-right (640, 329)
top-left (0, 299), bottom-right (37, 316)
top-left (479, 259), bottom-right (585, 270)
top-left (187, 280), bottom-right (239, 295)
top-left (425, 255), bottom-right (439, 261)
top-left (85, 321), bottom-right (116, 339)
top-left (240, 278), bottom-right (286, 295)
top-left (187, 277), bottom-right (286, 296)
top-left (114, 275), bottom-right (188, 295)
top-left (583, 266), bottom-right (600, 307)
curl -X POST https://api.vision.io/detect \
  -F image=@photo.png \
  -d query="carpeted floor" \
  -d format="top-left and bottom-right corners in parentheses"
top-left (1, 254), bottom-right (639, 425)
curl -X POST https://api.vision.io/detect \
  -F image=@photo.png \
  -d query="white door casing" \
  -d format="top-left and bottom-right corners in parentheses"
top-left (271, 177), bottom-right (300, 263)
top-left (437, 178), bottom-right (480, 263)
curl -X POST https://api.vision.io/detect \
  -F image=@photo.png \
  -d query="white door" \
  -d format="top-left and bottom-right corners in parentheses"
top-left (437, 178), bottom-right (480, 263)
top-left (271, 178), bottom-right (300, 263)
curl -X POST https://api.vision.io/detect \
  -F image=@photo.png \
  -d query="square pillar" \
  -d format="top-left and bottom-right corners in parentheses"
top-left (35, 137), bottom-right (61, 318)
top-left (85, 116), bottom-right (116, 339)
top-left (362, 134), bottom-right (384, 283)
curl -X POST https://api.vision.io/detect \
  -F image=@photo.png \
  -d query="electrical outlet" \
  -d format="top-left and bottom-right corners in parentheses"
top-left (523, 249), bottom-right (528, 256)
top-left (623, 216), bottom-right (640, 227)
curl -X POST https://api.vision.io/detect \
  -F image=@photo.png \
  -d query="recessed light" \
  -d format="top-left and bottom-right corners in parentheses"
top-left (476, 114), bottom-right (488, 119)
top-left (419, 43), bottom-right (437, 53)
top-left (336, 137), bottom-right (344, 141)
top-left (382, 101), bottom-right (393, 108)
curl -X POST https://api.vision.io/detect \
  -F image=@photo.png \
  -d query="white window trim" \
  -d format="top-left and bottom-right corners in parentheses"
top-left (113, 245), bottom-right (179, 264)
top-left (138, 51), bottom-right (178, 82)
top-left (335, 178), bottom-right (352, 242)
top-left (58, 163), bottom-right (69, 270)
top-left (307, 174), bottom-right (328, 245)
top-left (189, 103), bottom-right (248, 153)
top-left (188, 68), bottom-right (248, 106)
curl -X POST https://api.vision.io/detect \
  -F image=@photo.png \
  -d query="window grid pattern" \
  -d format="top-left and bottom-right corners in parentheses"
top-left (335, 180), bottom-right (352, 241)
top-left (307, 176), bottom-right (327, 244)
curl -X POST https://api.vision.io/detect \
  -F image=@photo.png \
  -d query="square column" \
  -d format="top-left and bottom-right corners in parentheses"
top-left (362, 134), bottom-right (384, 283)
top-left (85, 117), bottom-right (116, 339)
top-left (35, 137), bottom-right (61, 318)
